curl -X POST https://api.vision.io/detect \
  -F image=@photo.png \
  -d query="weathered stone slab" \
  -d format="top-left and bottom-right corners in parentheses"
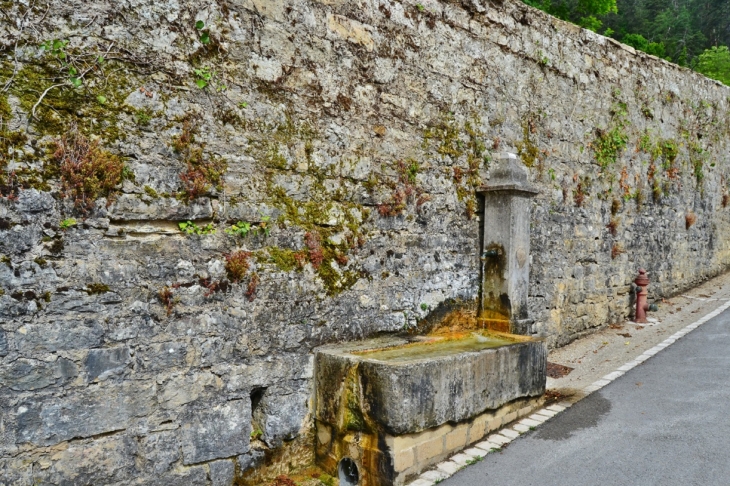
top-left (253, 383), bottom-right (310, 447)
top-left (85, 347), bottom-right (131, 381)
top-left (16, 189), bottom-right (55, 213)
top-left (33, 435), bottom-right (136, 485)
top-left (315, 333), bottom-right (546, 435)
top-left (15, 382), bottom-right (156, 446)
top-left (16, 319), bottom-right (105, 353)
top-left (139, 430), bottom-right (181, 474)
top-left (180, 399), bottom-right (251, 464)
top-left (0, 357), bottom-right (76, 391)
top-left (210, 459), bottom-right (236, 486)
top-left (107, 194), bottom-right (213, 221)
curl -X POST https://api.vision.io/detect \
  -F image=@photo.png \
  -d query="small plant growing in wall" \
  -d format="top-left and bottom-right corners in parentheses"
top-left (225, 216), bottom-right (271, 238)
top-left (172, 116), bottom-right (227, 201)
top-left (573, 183), bottom-right (587, 207)
top-left (86, 283), bottom-right (110, 295)
top-left (611, 243), bottom-right (624, 260)
top-left (305, 231), bottom-right (324, 269)
top-left (59, 218), bottom-right (77, 229)
top-left (607, 217), bottom-right (619, 236)
top-left (377, 159), bottom-right (428, 218)
top-left (225, 250), bottom-right (251, 283)
top-left (53, 128), bottom-right (126, 213)
top-left (178, 221), bottom-right (216, 235)
top-left (158, 286), bottom-right (177, 316)
top-left (194, 20), bottom-right (211, 45)
top-left (246, 273), bottom-right (260, 301)
top-left (685, 211), bottom-right (697, 230)
top-left (610, 198), bottom-right (621, 215)
top-left (572, 175), bottom-right (591, 207)
top-left (592, 95), bottom-right (629, 171)
top-left (226, 221), bottom-right (251, 237)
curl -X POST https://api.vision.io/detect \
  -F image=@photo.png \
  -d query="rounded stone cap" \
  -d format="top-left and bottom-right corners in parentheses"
top-left (491, 153), bottom-right (528, 186)
top-left (478, 152), bottom-right (538, 195)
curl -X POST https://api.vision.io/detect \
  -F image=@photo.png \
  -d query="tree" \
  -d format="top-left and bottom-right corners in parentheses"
top-left (622, 33), bottom-right (666, 58)
top-left (695, 45), bottom-right (730, 86)
top-left (523, 0), bottom-right (618, 32)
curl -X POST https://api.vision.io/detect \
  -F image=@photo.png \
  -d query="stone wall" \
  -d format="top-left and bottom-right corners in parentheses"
top-left (1, 0), bottom-right (729, 483)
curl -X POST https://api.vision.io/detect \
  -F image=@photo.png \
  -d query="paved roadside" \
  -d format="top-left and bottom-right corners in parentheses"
top-left (438, 297), bottom-right (730, 485)
top-left (546, 270), bottom-right (730, 399)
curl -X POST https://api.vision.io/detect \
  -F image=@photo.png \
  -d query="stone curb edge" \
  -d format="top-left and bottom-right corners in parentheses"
top-left (405, 300), bottom-right (730, 486)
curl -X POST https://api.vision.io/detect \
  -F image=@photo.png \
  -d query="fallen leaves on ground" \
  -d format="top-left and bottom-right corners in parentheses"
top-left (547, 362), bottom-right (574, 378)
top-left (271, 476), bottom-right (297, 486)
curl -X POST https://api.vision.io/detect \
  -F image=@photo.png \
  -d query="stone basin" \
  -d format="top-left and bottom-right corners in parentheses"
top-left (313, 331), bottom-right (547, 485)
top-left (315, 331), bottom-right (546, 436)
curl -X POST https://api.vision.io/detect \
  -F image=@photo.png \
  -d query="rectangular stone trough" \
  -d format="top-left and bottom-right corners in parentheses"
top-left (313, 331), bottom-right (547, 485)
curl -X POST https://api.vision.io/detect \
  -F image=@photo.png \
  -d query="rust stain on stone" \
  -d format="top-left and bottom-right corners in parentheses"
top-left (479, 243), bottom-right (511, 331)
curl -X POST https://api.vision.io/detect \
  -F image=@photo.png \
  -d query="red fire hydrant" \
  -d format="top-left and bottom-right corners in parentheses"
top-left (634, 268), bottom-right (650, 323)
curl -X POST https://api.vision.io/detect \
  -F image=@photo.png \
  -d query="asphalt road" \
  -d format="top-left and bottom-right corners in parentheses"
top-left (440, 309), bottom-right (730, 486)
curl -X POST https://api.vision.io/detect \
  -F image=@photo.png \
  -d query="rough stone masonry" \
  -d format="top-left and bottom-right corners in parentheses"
top-left (1, 0), bottom-right (729, 484)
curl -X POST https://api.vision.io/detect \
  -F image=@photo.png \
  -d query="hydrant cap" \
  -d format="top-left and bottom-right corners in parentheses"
top-left (635, 268), bottom-right (649, 286)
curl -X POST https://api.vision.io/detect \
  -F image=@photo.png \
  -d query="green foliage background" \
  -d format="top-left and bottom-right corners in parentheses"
top-left (522, 0), bottom-right (730, 86)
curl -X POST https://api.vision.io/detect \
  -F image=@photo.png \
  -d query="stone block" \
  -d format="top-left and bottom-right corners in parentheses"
top-left (34, 435), bottom-right (136, 485)
top-left (0, 357), bottom-right (76, 391)
top-left (474, 440), bottom-right (501, 452)
top-left (210, 459), bottom-right (236, 486)
top-left (520, 418), bottom-right (541, 427)
top-left (143, 466), bottom-right (209, 486)
top-left (85, 346), bottom-right (131, 381)
top-left (254, 383), bottom-right (309, 448)
top-left (316, 422), bottom-right (332, 447)
top-left (421, 469), bottom-right (449, 481)
top-left (107, 194), bottom-right (213, 221)
top-left (394, 447), bottom-right (415, 472)
top-left (15, 381), bottom-right (155, 446)
top-left (16, 189), bottom-right (54, 213)
top-left (463, 447), bottom-right (485, 458)
top-left (181, 400), bottom-right (251, 465)
top-left (436, 461), bottom-right (461, 476)
top-left (444, 424), bottom-right (468, 450)
top-left (159, 372), bottom-right (219, 410)
top-left (518, 404), bottom-right (536, 417)
top-left (416, 437), bottom-right (444, 463)
top-left (388, 423), bottom-right (453, 451)
top-left (467, 416), bottom-right (487, 443)
top-left (450, 453), bottom-right (473, 466)
top-left (16, 320), bottom-right (105, 354)
top-left (140, 430), bottom-right (181, 474)
top-left (503, 411), bottom-right (518, 424)
top-left (488, 417), bottom-right (503, 431)
top-left (487, 434), bottom-right (511, 446)
top-left (315, 335), bottom-right (547, 435)
top-left (409, 480), bottom-right (435, 486)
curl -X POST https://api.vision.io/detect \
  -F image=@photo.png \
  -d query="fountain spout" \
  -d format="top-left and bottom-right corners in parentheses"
top-left (477, 153), bottom-right (539, 335)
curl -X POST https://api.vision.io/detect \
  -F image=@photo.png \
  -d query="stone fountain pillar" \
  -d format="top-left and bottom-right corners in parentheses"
top-left (477, 153), bottom-right (538, 335)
